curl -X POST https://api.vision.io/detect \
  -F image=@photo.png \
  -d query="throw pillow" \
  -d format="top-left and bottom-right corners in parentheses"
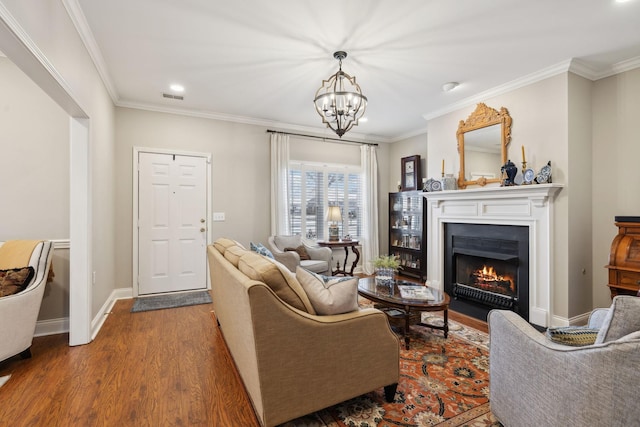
top-left (545, 326), bottom-right (599, 347)
top-left (238, 251), bottom-right (315, 314)
top-left (296, 267), bottom-right (359, 315)
top-left (284, 245), bottom-right (310, 260)
top-left (249, 242), bottom-right (274, 259)
top-left (0, 266), bottom-right (35, 297)
top-left (595, 295), bottom-right (640, 344)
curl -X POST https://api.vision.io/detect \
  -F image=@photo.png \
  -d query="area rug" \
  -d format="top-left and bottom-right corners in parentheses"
top-left (280, 309), bottom-right (500, 427)
top-left (131, 290), bottom-right (212, 313)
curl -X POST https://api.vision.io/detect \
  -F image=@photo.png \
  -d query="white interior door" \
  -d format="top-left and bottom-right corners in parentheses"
top-left (138, 152), bottom-right (208, 295)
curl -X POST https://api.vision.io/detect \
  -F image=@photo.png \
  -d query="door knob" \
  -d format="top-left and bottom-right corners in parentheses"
top-left (200, 228), bottom-right (206, 232)
top-left (200, 218), bottom-right (206, 223)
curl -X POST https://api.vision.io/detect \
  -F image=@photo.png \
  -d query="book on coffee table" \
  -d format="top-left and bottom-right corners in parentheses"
top-left (398, 285), bottom-right (435, 301)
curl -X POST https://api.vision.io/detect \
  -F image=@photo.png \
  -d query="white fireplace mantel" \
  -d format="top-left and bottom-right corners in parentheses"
top-left (423, 184), bottom-right (563, 327)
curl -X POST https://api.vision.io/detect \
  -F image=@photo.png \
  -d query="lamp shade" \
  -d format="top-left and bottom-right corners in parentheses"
top-left (326, 206), bottom-right (343, 223)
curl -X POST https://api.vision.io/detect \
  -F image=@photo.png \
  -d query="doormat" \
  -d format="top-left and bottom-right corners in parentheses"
top-left (131, 291), bottom-right (212, 313)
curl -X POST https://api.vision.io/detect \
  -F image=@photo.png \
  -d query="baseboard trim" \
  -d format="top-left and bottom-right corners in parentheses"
top-left (34, 287), bottom-right (133, 339)
top-left (91, 287), bottom-right (133, 341)
top-left (34, 317), bottom-right (69, 337)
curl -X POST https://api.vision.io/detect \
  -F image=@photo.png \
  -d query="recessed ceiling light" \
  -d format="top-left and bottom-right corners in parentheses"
top-left (170, 84), bottom-right (185, 93)
top-left (442, 82), bottom-right (460, 92)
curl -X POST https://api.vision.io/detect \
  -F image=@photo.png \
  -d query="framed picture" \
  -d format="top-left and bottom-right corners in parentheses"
top-left (401, 155), bottom-right (421, 191)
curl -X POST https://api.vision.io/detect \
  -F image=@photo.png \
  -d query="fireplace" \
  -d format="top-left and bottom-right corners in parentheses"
top-left (444, 223), bottom-right (529, 322)
top-left (424, 185), bottom-right (562, 328)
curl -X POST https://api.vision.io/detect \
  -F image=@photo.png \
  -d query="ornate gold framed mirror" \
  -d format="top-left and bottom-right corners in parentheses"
top-left (457, 103), bottom-right (512, 189)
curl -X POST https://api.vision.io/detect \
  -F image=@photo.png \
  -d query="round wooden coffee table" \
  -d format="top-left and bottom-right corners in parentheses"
top-left (357, 277), bottom-right (450, 350)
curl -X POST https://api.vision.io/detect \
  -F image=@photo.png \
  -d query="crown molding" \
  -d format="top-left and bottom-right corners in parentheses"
top-left (423, 59), bottom-right (573, 122)
top-left (62, 0), bottom-right (119, 103)
top-left (0, 1), bottom-right (86, 118)
top-left (116, 100), bottom-right (393, 144)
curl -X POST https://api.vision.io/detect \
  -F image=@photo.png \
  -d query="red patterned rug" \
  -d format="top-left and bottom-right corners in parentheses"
top-left (280, 309), bottom-right (500, 427)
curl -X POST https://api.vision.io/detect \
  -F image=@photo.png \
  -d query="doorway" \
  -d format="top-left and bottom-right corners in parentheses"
top-left (134, 149), bottom-right (211, 296)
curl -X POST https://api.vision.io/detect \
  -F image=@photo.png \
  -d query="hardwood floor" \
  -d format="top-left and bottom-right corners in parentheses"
top-left (0, 290), bottom-right (486, 426)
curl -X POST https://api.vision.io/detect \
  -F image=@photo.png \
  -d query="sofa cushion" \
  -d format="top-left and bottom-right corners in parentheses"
top-left (0, 266), bottom-right (35, 297)
top-left (238, 252), bottom-right (315, 314)
top-left (224, 245), bottom-right (247, 267)
top-left (284, 245), bottom-right (310, 260)
top-left (545, 326), bottom-right (599, 346)
top-left (296, 267), bottom-right (359, 315)
top-left (250, 242), bottom-right (274, 259)
top-left (595, 295), bottom-right (640, 344)
top-left (213, 237), bottom-right (242, 255)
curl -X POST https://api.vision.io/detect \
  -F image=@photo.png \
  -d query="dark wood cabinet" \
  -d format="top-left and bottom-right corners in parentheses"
top-left (606, 217), bottom-right (640, 298)
top-left (389, 191), bottom-right (427, 281)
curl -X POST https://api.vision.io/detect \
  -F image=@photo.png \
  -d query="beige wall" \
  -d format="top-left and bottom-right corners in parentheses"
top-left (0, 56), bottom-right (70, 320)
top-left (592, 68), bottom-right (640, 308)
top-left (388, 134), bottom-right (428, 192)
top-left (115, 108), bottom-right (393, 286)
top-left (2, 0), bottom-right (117, 320)
top-left (425, 74), bottom-right (578, 320)
top-left (567, 72), bottom-right (594, 316)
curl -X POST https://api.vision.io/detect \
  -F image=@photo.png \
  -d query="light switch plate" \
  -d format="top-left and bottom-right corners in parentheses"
top-left (213, 212), bottom-right (225, 221)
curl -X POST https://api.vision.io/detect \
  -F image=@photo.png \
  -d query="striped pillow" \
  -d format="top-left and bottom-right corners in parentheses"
top-left (546, 326), bottom-right (599, 347)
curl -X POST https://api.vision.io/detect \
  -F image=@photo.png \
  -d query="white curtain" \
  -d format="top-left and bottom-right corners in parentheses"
top-left (360, 144), bottom-right (379, 275)
top-left (270, 133), bottom-right (290, 235)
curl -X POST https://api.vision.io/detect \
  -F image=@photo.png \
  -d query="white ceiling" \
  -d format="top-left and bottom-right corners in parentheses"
top-left (72, 0), bottom-right (640, 142)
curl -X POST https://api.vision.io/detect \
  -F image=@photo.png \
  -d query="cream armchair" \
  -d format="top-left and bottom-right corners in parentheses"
top-left (0, 241), bottom-right (54, 362)
top-left (267, 235), bottom-right (332, 274)
top-left (488, 296), bottom-right (640, 427)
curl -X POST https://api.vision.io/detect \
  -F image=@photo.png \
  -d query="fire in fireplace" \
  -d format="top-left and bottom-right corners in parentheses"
top-left (444, 223), bottom-right (529, 322)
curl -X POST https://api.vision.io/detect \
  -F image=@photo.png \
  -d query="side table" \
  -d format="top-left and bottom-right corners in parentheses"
top-left (317, 240), bottom-right (360, 276)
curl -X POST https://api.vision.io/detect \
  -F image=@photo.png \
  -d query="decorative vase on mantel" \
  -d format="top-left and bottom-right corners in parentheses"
top-left (501, 159), bottom-right (517, 186)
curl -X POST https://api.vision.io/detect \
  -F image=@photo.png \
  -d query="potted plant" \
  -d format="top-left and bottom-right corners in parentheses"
top-left (372, 254), bottom-right (401, 283)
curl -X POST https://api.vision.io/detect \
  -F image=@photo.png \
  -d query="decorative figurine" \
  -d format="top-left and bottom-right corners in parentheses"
top-left (535, 161), bottom-right (552, 184)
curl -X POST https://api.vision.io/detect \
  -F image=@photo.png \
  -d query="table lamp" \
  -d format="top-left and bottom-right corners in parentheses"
top-left (326, 206), bottom-right (342, 241)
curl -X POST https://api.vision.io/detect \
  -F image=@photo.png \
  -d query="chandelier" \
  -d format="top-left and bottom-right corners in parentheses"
top-left (313, 51), bottom-right (368, 137)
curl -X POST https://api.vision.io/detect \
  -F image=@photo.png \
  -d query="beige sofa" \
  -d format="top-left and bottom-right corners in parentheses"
top-left (207, 238), bottom-right (399, 427)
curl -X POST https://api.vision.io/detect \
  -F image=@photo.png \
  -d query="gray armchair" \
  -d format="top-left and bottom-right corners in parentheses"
top-left (488, 296), bottom-right (640, 427)
top-left (267, 235), bottom-right (332, 275)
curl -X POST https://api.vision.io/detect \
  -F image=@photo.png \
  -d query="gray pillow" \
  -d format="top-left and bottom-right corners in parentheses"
top-left (296, 267), bottom-right (359, 315)
top-left (595, 296), bottom-right (640, 344)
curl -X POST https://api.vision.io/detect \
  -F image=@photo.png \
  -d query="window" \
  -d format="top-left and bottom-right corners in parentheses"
top-left (288, 162), bottom-right (362, 240)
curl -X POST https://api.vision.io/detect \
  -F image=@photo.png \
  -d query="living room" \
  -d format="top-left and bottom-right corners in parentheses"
top-left (1, 0), bottom-right (640, 424)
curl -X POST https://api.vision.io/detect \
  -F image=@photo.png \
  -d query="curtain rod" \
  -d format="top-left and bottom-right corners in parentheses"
top-left (266, 129), bottom-right (378, 147)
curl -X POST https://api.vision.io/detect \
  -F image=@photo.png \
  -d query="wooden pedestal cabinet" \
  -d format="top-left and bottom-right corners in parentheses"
top-left (606, 217), bottom-right (640, 298)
